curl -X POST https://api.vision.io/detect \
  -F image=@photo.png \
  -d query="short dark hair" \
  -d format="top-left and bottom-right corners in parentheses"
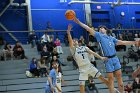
top-left (98, 25), bottom-right (108, 31)
top-left (98, 25), bottom-right (111, 35)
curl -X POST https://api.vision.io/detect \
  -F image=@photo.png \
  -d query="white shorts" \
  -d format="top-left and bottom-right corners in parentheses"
top-left (79, 64), bottom-right (101, 81)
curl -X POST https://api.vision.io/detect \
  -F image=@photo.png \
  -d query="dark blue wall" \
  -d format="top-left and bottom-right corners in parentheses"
top-left (31, 0), bottom-right (86, 41)
top-left (0, 0), bottom-right (28, 44)
top-left (91, 0), bottom-right (140, 29)
top-left (1, 0), bottom-right (140, 44)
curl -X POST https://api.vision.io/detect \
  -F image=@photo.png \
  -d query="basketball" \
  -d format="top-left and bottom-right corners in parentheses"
top-left (65, 10), bottom-right (75, 20)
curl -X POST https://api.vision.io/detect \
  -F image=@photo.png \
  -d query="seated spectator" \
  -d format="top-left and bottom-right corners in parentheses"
top-left (54, 37), bottom-right (63, 54)
top-left (41, 32), bottom-right (50, 45)
top-left (50, 56), bottom-right (63, 74)
top-left (132, 77), bottom-right (140, 93)
top-left (29, 58), bottom-right (40, 77)
top-left (38, 57), bottom-right (49, 77)
top-left (47, 37), bottom-right (56, 53)
top-left (41, 45), bottom-right (51, 65)
top-left (28, 31), bottom-right (38, 48)
top-left (51, 48), bottom-right (59, 59)
top-left (85, 75), bottom-right (99, 93)
top-left (125, 82), bottom-right (133, 93)
top-left (127, 47), bottom-right (139, 62)
top-left (3, 42), bottom-right (13, 60)
top-left (13, 41), bottom-right (27, 59)
top-left (36, 39), bottom-right (44, 53)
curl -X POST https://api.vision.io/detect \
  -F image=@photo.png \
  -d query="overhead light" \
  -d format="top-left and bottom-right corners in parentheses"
top-left (10, 3), bottom-right (20, 7)
top-left (10, 0), bottom-right (14, 3)
top-left (20, 3), bottom-right (28, 7)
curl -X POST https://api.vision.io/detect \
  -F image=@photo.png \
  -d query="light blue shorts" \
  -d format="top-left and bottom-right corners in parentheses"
top-left (45, 85), bottom-right (57, 93)
top-left (104, 56), bottom-right (121, 73)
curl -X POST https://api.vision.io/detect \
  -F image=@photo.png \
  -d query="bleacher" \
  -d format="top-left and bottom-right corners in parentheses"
top-left (0, 44), bottom-right (139, 93)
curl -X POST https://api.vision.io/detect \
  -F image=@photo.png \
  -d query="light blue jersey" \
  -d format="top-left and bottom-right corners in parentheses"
top-left (95, 32), bottom-right (121, 72)
top-left (45, 69), bottom-right (57, 93)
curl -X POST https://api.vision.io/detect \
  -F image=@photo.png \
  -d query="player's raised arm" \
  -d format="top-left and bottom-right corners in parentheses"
top-left (86, 47), bottom-right (108, 61)
top-left (67, 24), bottom-right (73, 48)
top-left (73, 17), bottom-right (96, 36)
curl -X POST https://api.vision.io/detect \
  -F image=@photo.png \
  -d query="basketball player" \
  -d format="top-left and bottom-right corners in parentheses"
top-left (45, 61), bottom-right (62, 93)
top-left (67, 24), bottom-right (119, 93)
top-left (73, 17), bottom-right (139, 93)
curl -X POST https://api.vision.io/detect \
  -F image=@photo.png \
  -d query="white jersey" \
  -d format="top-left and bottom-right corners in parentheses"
top-left (56, 72), bottom-right (62, 93)
top-left (70, 46), bottom-right (91, 70)
top-left (70, 46), bottom-right (101, 80)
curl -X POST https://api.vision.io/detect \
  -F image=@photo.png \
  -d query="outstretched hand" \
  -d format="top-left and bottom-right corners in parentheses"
top-left (73, 17), bottom-right (80, 24)
top-left (101, 57), bottom-right (108, 61)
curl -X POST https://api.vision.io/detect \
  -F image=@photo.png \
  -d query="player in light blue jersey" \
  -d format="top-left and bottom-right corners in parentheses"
top-left (73, 17), bottom-right (139, 93)
top-left (45, 61), bottom-right (61, 93)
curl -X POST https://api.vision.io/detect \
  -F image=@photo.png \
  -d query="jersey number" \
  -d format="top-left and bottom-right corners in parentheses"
top-left (82, 54), bottom-right (85, 59)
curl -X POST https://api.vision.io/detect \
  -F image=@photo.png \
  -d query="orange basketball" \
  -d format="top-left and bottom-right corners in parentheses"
top-left (65, 10), bottom-right (75, 20)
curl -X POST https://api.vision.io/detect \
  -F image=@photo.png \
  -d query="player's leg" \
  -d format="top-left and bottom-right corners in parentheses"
top-left (79, 80), bottom-right (86, 93)
top-left (113, 59), bottom-right (124, 93)
top-left (98, 75), bottom-right (109, 86)
top-left (107, 72), bottom-right (116, 93)
top-left (89, 65), bottom-right (115, 93)
top-left (114, 69), bottom-right (124, 93)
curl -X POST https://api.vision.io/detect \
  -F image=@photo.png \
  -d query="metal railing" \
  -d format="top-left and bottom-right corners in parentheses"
top-left (0, 30), bottom-right (73, 44)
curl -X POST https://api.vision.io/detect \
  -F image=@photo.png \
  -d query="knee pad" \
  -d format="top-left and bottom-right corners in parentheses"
top-left (79, 80), bottom-right (85, 85)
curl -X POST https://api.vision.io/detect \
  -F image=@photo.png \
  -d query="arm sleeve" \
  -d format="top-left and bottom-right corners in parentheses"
top-left (94, 32), bottom-right (101, 42)
top-left (49, 70), bottom-right (54, 77)
top-left (112, 37), bottom-right (118, 45)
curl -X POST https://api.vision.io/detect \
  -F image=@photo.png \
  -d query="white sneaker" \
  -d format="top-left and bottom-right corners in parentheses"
top-left (114, 88), bottom-right (120, 93)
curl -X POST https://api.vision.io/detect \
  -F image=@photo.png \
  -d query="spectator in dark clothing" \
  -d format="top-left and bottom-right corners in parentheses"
top-left (29, 58), bottom-right (40, 77)
top-left (51, 48), bottom-right (59, 59)
top-left (29, 31), bottom-right (38, 48)
top-left (124, 82), bottom-right (133, 93)
top-left (13, 41), bottom-right (27, 59)
top-left (132, 77), bottom-right (140, 93)
top-left (40, 45), bottom-right (51, 65)
top-left (38, 57), bottom-right (49, 77)
top-left (47, 37), bottom-right (56, 53)
top-left (127, 47), bottom-right (139, 62)
top-left (85, 75), bottom-right (99, 93)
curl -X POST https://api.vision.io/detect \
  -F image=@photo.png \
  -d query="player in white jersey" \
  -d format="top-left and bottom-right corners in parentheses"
top-left (67, 24), bottom-right (120, 93)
